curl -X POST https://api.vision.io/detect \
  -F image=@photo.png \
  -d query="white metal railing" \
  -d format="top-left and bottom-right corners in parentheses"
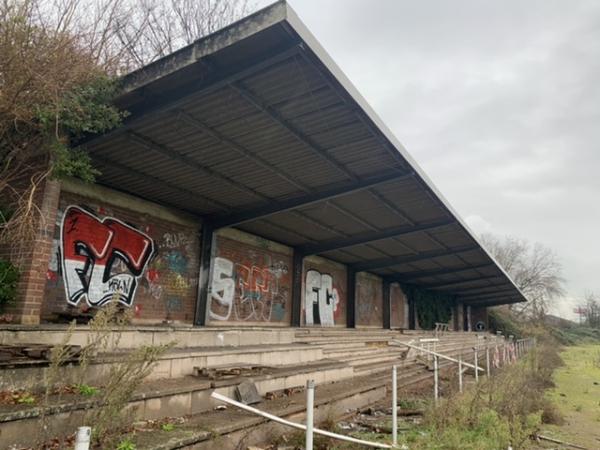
top-left (392, 340), bottom-right (485, 372)
top-left (211, 389), bottom-right (392, 449)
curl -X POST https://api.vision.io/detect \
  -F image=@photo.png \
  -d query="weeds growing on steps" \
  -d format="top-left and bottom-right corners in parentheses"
top-left (400, 341), bottom-right (565, 450)
top-left (38, 301), bottom-right (175, 448)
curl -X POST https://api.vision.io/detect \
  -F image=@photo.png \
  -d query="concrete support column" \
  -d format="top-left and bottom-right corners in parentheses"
top-left (382, 279), bottom-right (391, 329)
top-left (467, 305), bottom-right (472, 332)
top-left (346, 268), bottom-right (356, 328)
top-left (291, 251), bottom-right (304, 327)
top-left (194, 222), bottom-right (214, 326)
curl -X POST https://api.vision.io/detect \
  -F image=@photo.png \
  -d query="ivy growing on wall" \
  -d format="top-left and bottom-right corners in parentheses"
top-left (401, 284), bottom-right (455, 330)
top-left (0, 260), bottom-right (19, 311)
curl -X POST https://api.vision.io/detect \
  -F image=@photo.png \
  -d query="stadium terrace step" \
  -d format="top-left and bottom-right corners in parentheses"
top-left (0, 359), bottom-right (353, 448)
top-left (0, 325), bottom-right (296, 349)
top-left (1, 343), bottom-right (325, 391)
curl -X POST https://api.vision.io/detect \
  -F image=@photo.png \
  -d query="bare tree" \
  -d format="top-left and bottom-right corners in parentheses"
top-left (480, 234), bottom-right (565, 319)
top-left (113, 0), bottom-right (251, 71)
top-left (583, 292), bottom-right (600, 328)
top-left (0, 0), bottom-right (251, 264)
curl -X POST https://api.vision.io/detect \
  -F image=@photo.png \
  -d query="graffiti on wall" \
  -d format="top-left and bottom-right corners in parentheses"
top-left (60, 205), bottom-right (155, 307)
top-left (305, 270), bottom-right (339, 327)
top-left (209, 256), bottom-right (289, 322)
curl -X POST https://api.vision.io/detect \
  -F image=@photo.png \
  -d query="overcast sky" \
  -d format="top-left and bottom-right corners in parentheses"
top-left (253, 0), bottom-right (600, 319)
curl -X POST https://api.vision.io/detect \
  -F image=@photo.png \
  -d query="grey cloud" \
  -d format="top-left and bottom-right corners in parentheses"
top-left (255, 0), bottom-right (600, 316)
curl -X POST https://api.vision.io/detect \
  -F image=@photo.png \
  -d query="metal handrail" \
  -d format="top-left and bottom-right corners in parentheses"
top-left (391, 339), bottom-right (485, 372)
top-left (211, 392), bottom-right (392, 449)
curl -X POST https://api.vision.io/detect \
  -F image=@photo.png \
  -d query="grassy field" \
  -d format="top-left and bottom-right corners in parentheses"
top-left (541, 344), bottom-right (600, 449)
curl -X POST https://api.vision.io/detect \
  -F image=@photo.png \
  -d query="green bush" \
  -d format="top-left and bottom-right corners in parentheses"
top-left (489, 308), bottom-right (525, 338)
top-left (0, 259), bottom-right (19, 311)
top-left (402, 284), bottom-right (454, 329)
top-left (400, 341), bottom-right (563, 449)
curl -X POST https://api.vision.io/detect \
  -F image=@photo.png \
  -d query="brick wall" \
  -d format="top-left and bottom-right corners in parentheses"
top-left (42, 184), bottom-right (199, 325)
top-left (303, 256), bottom-right (347, 327)
top-left (1, 179), bottom-right (61, 324)
top-left (207, 229), bottom-right (293, 326)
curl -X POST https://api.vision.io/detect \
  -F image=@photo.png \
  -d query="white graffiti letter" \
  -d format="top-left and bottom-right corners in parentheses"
top-left (209, 257), bottom-right (235, 320)
top-left (305, 270), bottom-right (338, 327)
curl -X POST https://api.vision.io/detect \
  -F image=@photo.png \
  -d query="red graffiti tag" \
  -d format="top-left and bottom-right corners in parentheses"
top-left (60, 206), bottom-right (155, 307)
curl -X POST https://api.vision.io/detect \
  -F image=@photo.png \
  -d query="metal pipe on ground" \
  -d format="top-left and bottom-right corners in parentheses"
top-left (210, 392), bottom-right (393, 449)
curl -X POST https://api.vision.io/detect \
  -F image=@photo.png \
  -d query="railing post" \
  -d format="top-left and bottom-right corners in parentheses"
top-left (458, 354), bottom-right (463, 393)
top-left (433, 355), bottom-right (439, 403)
top-left (473, 347), bottom-right (479, 383)
top-left (392, 365), bottom-right (398, 446)
top-left (486, 345), bottom-right (490, 376)
top-left (306, 380), bottom-right (315, 450)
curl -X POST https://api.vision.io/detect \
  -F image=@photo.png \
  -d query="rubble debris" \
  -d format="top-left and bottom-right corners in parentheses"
top-left (192, 363), bottom-right (269, 380)
top-left (0, 344), bottom-right (81, 367)
top-left (236, 379), bottom-right (262, 405)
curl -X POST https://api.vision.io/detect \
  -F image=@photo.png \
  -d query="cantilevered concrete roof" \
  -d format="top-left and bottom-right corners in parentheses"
top-left (82, 1), bottom-right (526, 308)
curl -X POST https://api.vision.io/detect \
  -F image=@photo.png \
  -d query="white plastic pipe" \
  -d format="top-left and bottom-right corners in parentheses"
top-left (306, 380), bottom-right (314, 450)
top-left (210, 392), bottom-right (392, 449)
top-left (74, 427), bottom-right (91, 450)
top-left (486, 347), bottom-right (491, 376)
top-left (458, 355), bottom-right (463, 393)
top-left (433, 355), bottom-right (439, 403)
top-left (392, 365), bottom-right (398, 447)
top-left (474, 347), bottom-right (479, 383)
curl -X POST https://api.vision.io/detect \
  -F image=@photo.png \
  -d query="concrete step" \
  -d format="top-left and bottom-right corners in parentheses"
top-left (0, 325), bottom-right (296, 349)
top-left (0, 359), bottom-right (355, 448)
top-left (1, 343), bottom-right (325, 391)
top-left (323, 346), bottom-right (398, 359)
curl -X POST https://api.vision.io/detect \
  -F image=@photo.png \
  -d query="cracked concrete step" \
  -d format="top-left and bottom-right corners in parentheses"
top-left (0, 343), bottom-right (325, 391)
top-left (0, 326), bottom-right (296, 349)
top-left (0, 359), bottom-right (355, 448)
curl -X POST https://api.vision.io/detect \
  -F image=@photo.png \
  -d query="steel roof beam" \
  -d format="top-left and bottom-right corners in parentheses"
top-left (127, 131), bottom-right (268, 201)
top-left (211, 171), bottom-right (412, 229)
top-left (230, 81), bottom-right (359, 181)
top-left (176, 111), bottom-right (310, 192)
top-left (388, 263), bottom-right (496, 282)
top-left (460, 288), bottom-right (518, 300)
top-left (353, 244), bottom-right (479, 272)
top-left (455, 283), bottom-right (513, 294)
top-left (82, 43), bottom-right (302, 148)
top-left (93, 156), bottom-right (229, 212)
top-left (298, 219), bottom-right (454, 255)
top-left (420, 274), bottom-right (504, 289)
top-left (465, 297), bottom-right (522, 306)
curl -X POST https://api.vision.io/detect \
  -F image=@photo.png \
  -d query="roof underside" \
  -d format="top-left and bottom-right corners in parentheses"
top-left (83, 1), bottom-right (526, 308)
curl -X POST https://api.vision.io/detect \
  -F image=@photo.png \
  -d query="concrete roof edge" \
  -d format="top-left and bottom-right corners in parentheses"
top-left (284, 3), bottom-right (527, 304)
top-left (120, 0), bottom-right (290, 93)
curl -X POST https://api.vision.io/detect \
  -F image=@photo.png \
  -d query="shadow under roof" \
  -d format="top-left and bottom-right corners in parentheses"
top-left (82, 1), bottom-right (526, 308)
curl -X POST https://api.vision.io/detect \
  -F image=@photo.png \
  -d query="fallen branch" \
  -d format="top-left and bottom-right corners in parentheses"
top-left (537, 434), bottom-right (587, 450)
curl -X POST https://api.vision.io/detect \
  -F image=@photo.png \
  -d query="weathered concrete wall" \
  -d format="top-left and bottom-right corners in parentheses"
top-left (208, 228), bottom-right (292, 326)
top-left (356, 272), bottom-right (383, 327)
top-left (303, 255), bottom-right (347, 327)
top-left (42, 181), bottom-right (200, 324)
top-left (390, 282), bottom-right (408, 329)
